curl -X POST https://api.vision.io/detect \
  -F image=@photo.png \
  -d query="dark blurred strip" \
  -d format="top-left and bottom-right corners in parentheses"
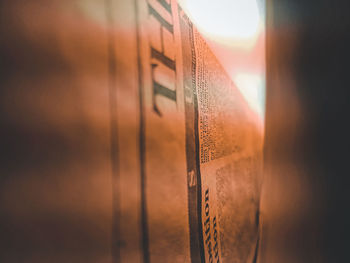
top-left (261, 0), bottom-right (350, 262)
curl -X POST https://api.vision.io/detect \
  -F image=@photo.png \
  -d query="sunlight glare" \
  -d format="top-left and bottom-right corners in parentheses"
top-left (179, 0), bottom-right (261, 41)
top-left (234, 73), bottom-right (265, 118)
top-left (179, 0), bottom-right (266, 120)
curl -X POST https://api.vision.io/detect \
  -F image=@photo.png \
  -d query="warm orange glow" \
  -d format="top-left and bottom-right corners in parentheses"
top-left (180, 0), bottom-right (266, 120)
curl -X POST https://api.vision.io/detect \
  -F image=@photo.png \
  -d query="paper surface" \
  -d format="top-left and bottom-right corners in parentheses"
top-left (115, 1), bottom-right (264, 262)
top-left (0, 0), bottom-right (264, 262)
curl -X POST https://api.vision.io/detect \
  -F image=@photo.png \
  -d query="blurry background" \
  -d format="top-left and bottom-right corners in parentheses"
top-left (261, 0), bottom-right (350, 262)
top-left (1, 0), bottom-right (350, 262)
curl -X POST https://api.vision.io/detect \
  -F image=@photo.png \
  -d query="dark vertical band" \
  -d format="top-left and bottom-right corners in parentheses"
top-left (179, 8), bottom-right (205, 263)
top-left (105, 0), bottom-right (120, 262)
top-left (134, 0), bottom-right (150, 263)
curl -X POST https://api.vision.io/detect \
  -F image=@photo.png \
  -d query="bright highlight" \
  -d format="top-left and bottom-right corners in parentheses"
top-left (180, 0), bottom-right (261, 41)
top-left (234, 74), bottom-right (265, 118)
top-left (180, 0), bottom-right (266, 120)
